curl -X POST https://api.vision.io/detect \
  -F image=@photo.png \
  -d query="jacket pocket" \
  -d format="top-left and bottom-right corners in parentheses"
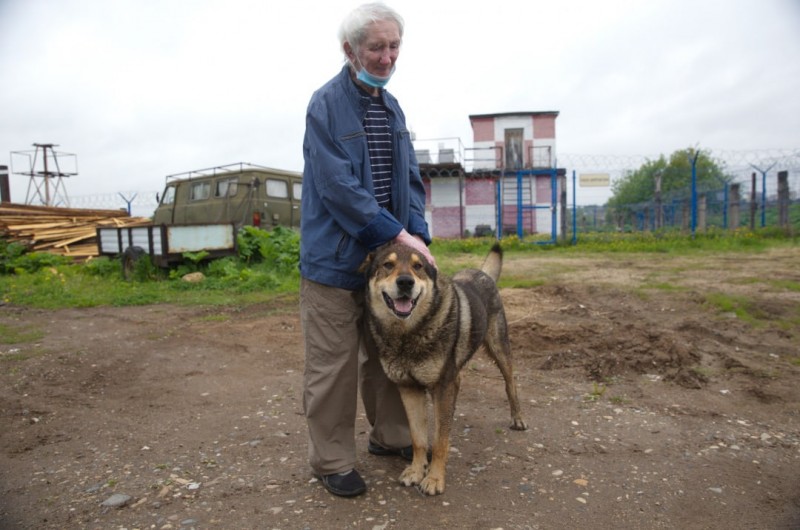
top-left (334, 232), bottom-right (351, 262)
top-left (339, 130), bottom-right (368, 182)
top-left (340, 130), bottom-right (366, 142)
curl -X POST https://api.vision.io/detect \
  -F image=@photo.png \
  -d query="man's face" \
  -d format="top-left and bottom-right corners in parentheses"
top-left (349, 19), bottom-right (401, 76)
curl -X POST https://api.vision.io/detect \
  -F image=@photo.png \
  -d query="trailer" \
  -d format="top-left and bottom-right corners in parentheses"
top-left (95, 163), bottom-right (301, 279)
top-left (96, 223), bottom-right (237, 279)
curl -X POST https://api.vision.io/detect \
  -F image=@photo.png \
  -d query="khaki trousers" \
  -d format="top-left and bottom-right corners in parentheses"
top-left (300, 278), bottom-right (410, 475)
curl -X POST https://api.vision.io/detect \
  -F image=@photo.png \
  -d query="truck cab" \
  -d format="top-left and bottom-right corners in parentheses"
top-left (152, 163), bottom-right (302, 229)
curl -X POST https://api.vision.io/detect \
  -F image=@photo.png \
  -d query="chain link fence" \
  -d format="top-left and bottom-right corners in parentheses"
top-left (565, 149), bottom-right (799, 234)
top-left (572, 172), bottom-right (798, 233)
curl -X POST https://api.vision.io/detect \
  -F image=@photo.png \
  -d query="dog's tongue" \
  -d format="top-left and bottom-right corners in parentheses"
top-left (394, 297), bottom-right (414, 314)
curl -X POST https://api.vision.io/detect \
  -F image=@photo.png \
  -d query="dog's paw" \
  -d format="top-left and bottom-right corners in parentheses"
top-left (510, 418), bottom-right (528, 431)
top-left (418, 474), bottom-right (445, 496)
top-left (399, 464), bottom-right (426, 487)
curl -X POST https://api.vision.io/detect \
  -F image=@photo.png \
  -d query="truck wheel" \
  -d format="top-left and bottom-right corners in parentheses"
top-left (122, 246), bottom-right (146, 280)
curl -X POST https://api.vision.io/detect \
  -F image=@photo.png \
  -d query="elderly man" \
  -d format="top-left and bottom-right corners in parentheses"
top-left (299, 2), bottom-right (434, 497)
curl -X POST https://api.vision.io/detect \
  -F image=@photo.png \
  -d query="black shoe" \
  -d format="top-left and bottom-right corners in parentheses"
top-left (368, 441), bottom-right (415, 461)
top-left (318, 469), bottom-right (366, 497)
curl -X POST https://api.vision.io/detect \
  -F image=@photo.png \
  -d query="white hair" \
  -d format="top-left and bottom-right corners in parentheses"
top-left (338, 2), bottom-right (404, 58)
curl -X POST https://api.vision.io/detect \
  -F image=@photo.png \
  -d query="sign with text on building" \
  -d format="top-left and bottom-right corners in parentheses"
top-left (579, 173), bottom-right (611, 187)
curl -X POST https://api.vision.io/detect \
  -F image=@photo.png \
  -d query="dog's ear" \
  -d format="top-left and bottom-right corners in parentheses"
top-left (425, 258), bottom-right (437, 283)
top-left (358, 251), bottom-right (375, 277)
top-left (360, 242), bottom-right (393, 277)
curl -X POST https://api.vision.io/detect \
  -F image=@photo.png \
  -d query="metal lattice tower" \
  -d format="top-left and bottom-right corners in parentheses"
top-left (10, 143), bottom-right (78, 207)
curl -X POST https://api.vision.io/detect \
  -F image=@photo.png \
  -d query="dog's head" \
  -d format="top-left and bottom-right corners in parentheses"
top-left (361, 243), bottom-right (437, 322)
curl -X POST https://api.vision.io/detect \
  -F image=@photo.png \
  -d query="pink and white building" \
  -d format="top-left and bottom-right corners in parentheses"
top-left (415, 111), bottom-right (562, 239)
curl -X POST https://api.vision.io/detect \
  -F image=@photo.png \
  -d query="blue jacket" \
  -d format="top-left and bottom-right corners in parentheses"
top-left (300, 65), bottom-right (431, 290)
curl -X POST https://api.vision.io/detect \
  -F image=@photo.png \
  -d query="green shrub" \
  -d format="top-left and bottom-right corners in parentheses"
top-left (237, 225), bottom-right (300, 272)
top-left (82, 256), bottom-right (121, 277)
top-left (0, 241), bottom-right (70, 274)
top-left (237, 226), bottom-right (268, 263)
top-left (128, 253), bottom-right (161, 282)
top-left (206, 256), bottom-right (241, 279)
top-left (0, 240), bottom-right (28, 273)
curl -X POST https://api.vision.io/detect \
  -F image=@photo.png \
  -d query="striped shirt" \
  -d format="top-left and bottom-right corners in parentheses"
top-left (364, 95), bottom-right (393, 210)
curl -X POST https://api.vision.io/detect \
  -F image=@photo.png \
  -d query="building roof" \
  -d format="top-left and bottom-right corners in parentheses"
top-left (468, 111), bottom-right (560, 120)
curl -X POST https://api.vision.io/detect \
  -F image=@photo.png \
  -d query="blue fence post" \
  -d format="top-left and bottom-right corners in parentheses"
top-left (118, 192), bottom-right (137, 216)
top-left (689, 149), bottom-right (700, 238)
top-left (495, 177), bottom-right (502, 240)
top-left (510, 168), bottom-right (560, 245)
top-left (572, 170), bottom-right (577, 245)
top-left (550, 168), bottom-right (558, 243)
top-left (516, 170), bottom-right (523, 239)
top-left (723, 184), bottom-right (729, 229)
top-left (761, 169), bottom-right (768, 228)
top-left (750, 162), bottom-right (776, 228)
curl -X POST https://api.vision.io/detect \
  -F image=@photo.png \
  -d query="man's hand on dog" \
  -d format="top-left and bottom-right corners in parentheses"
top-left (394, 229), bottom-right (436, 269)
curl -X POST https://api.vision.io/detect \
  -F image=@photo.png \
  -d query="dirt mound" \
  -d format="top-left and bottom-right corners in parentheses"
top-left (506, 285), bottom-right (707, 387)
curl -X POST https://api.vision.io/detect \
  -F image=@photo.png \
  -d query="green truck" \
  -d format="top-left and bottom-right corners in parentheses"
top-left (97, 163), bottom-right (302, 277)
top-left (152, 163), bottom-right (302, 229)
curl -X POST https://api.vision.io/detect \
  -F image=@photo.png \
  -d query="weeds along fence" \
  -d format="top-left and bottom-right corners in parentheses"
top-left (573, 171), bottom-right (799, 234)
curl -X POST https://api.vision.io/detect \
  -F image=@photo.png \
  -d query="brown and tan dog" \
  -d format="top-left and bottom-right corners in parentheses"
top-left (361, 242), bottom-right (527, 495)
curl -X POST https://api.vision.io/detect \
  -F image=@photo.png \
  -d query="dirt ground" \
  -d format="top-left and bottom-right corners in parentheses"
top-left (1, 247), bottom-right (799, 530)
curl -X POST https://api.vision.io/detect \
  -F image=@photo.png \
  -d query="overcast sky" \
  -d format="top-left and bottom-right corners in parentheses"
top-left (1, 0), bottom-right (799, 210)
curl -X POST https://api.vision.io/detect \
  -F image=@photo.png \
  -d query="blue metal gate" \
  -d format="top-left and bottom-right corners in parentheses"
top-left (495, 168), bottom-right (559, 243)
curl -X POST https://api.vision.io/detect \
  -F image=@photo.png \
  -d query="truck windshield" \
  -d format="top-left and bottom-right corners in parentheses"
top-left (161, 185), bottom-right (176, 205)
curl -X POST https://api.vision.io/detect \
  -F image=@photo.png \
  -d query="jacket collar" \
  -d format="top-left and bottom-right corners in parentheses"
top-left (338, 64), bottom-right (380, 115)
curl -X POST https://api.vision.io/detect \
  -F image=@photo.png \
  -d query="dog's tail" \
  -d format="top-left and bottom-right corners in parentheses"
top-left (481, 242), bottom-right (503, 283)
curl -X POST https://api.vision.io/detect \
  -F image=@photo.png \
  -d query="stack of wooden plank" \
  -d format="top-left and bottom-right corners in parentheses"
top-left (0, 202), bottom-right (151, 260)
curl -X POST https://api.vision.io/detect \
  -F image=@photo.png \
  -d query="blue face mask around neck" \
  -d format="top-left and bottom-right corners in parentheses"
top-left (354, 61), bottom-right (395, 89)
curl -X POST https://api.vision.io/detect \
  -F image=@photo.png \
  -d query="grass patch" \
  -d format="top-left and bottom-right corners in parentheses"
top-left (729, 277), bottom-right (800, 293)
top-left (568, 227), bottom-right (796, 254)
top-left (583, 383), bottom-right (608, 402)
top-left (2, 351), bottom-right (35, 362)
top-left (703, 292), bottom-right (764, 325)
top-left (769, 279), bottom-right (800, 292)
top-left (0, 227), bottom-right (301, 309)
top-left (691, 366), bottom-right (715, 378)
top-left (0, 228), bottom-right (796, 310)
top-left (729, 277), bottom-right (761, 285)
top-left (0, 346), bottom-right (48, 363)
top-left (640, 281), bottom-right (687, 292)
top-left (499, 278), bottom-right (547, 289)
top-left (199, 314), bottom-right (232, 322)
top-left (0, 268), bottom-right (299, 309)
top-left (0, 323), bottom-right (44, 344)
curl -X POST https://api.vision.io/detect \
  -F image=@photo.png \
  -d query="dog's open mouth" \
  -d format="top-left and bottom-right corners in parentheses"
top-left (382, 292), bottom-right (419, 318)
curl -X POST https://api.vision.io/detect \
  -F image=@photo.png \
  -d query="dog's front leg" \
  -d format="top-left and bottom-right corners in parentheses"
top-left (419, 376), bottom-right (460, 495)
top-left (397, 386), bottom-right (428, 487)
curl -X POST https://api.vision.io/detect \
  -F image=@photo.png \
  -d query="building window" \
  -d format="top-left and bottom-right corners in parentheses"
top-left (505, 128), bottom-right (524, 170)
